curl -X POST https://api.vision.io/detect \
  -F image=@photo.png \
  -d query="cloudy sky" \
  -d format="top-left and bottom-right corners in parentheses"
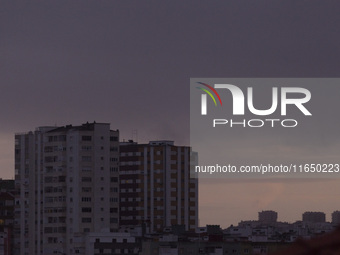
top-left (1, 1), bottom-right (340, 227)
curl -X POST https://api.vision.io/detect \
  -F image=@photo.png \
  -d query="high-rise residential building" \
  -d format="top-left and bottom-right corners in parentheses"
top-left (14, 122), bottom-right (119, 255)
top-left (258, 210), bottom-right (278, 224)
top-left (302, 211), bottom-right (326, 223)
top-left (119, 140), bottom-right (198, 233)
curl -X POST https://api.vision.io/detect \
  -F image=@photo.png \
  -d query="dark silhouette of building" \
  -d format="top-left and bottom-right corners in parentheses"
top-left (119, 140), bottom-right (198, 233)
top-left (302, 211), bottom-right (326, 223)
top-left (258, 210), bottom-right (278, 224)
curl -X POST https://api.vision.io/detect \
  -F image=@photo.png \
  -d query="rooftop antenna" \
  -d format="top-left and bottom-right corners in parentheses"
top-left (132, 129), bottom-right (138, 143)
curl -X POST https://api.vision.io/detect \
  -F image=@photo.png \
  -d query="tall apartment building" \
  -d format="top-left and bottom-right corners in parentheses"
top-left (119, 140), bottom-right (198, 233)
top-left (14, 122), bottom-right (119, 255)
top-left (302, 211), bottom-right (326, 223)
top-left (258, 210), bottom-right (278, 224)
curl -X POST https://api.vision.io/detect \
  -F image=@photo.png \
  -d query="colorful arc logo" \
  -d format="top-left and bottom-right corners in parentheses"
top-left (196, 82), bottom-right (222, 115)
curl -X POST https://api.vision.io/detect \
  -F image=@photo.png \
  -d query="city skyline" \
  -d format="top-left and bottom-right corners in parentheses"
top-left (8, 122), bottom-right (340, 228)
top-left (13, 122), bottom-right (198, 255)
top-left (2, 1), bottom-right (340, 228)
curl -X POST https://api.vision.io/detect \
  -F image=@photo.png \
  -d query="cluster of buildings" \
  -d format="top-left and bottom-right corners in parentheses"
top-left (225, 210), bottom-right (340, 244)
top-left (13, 122), bottom-right (197, 255)
top-left (81, 209), bottom-right (340, 255)
top-left (0, 122), bottom-right (336, 255)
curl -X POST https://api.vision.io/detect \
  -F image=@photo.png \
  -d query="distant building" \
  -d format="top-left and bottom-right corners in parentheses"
top-left (259, 210), bottom-right (278, 224)
top-left (14, 122), bottom-right (119, 255)
top-left (0, 188), bottom-right (15, 255)
top-left (85, 231), bottom-right (141, 255)
top-left (119, 140), bottom-right (198, 233)
top-left (332, 211), bottom-right (340, 225)
top-left (302, 212), bottom-right (326, 223)
top-left (0, 180), bottom-right (14, 192)
top-left (140, 237), bottom-right (289, 255)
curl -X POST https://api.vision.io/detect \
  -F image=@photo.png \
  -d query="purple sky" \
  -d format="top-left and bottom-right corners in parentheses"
top-left (1, 1), bottom-right (340, 227)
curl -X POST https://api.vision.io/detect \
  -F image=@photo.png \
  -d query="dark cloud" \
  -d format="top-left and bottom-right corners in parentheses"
top-left (1, 0), bottom-right (340, 224)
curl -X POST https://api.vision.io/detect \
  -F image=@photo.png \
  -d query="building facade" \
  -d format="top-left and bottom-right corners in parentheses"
top-left (0, 182), bottom-right (15, 255)
top-left (14, 122), bottom-right (119, 255)
top-left (119, 140), bottom-right (198, 233)
top-left (332, 211), bottom-right (340, 225)
top-left (302, 212), bottom-right (326, 223)
top-left (258, 211), bottom-right (278, 224)
top-left (85, 232), bottom-right (141, 255)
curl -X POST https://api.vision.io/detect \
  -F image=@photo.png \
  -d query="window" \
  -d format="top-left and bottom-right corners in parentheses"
top-left (45, 227), bottom-right (53, 234)
top-left (82, 167), bottom-right (91, 172)
top-left (110, 208), bottom-right (118, 213)
top-left (59, 135), bottom-right (66, 141)
top-left (110, 136), bottom-right (118, 141)
top-left (82, 156), bottom-right (92, 162)
top-left (82, 207), bottom-right (92, 213)
top-left (110, 167), bottom-right (118, 172)
top-left (82, 136), bottom-right (92, 141)
top-left (45, 156), bottom-right (58, 163)
top-left (111, 187), bottom-right (118, 193)
top-left (82, 187), bottom-right (91, 192)
top-left (82, 177), bottom-right (92, 182)
top-left (82, 218), bottom-right (92, 223)
top-left (48, 135), bottom-right (66, 142)
top-left (44, 146), bottom-right (53, 153)
top-left (81, 146), bottom-right (92, 151)
top-left (110, 218), bottom-right (118, 223)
